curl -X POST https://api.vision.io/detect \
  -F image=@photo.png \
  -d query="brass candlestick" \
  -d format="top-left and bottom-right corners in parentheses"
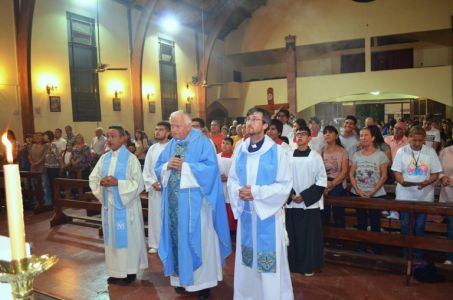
top-left (0, 254), bottom-right (58, 300)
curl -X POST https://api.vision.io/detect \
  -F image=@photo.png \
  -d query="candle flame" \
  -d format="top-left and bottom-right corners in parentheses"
top-left (2, 132), bottom-right (13, 163)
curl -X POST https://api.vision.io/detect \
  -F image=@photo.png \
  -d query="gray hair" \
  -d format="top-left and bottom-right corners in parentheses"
top-left (169, 110), bottom-right (192, 125)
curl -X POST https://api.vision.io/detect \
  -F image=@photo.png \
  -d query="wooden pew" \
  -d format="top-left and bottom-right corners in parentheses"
top-left (0, 170), bottom-right (48, 213)
top-left (50, 178), bottom-right (149, 236)
top-left (324, 196), bottom-right (453, 284)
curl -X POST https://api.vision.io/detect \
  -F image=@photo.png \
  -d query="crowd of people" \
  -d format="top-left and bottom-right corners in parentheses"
top-left (1, 108), bottom-right (453, 299)
top-left (0, 125), bottom-right (151, 208)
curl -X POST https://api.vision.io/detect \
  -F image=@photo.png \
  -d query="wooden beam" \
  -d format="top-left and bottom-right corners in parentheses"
top-left (285, 35), bottom-right (297, 115)
top-left (130, 0), bottom-right (157, 131)
top-left (15, 0), bottom-right (36, 136)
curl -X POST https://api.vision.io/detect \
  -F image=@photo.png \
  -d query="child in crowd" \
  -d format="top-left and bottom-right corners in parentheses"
top-left (60, 142), bottom-right (74, 178)
top-left (287, 126), bottom-right (327, 276)
top-left (217, 137), bottom-right (236, 232)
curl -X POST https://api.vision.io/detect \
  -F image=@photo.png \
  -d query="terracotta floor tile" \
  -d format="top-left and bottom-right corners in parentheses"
top-left (0, 209), bottom-right (452, 299)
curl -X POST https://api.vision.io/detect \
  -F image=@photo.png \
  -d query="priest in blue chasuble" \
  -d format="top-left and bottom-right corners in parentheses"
top-left (227, 108), bottom-right (294, 300)
top-left (89, 125), bottom-right (148, 285)
top-left (155, 110), bottom-right (232, 299)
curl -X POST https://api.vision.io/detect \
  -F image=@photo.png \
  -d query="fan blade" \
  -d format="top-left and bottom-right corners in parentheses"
top-left (105, 67), bottom-right (128, 71)
top-left (206, 83), bottom-right (224, 88)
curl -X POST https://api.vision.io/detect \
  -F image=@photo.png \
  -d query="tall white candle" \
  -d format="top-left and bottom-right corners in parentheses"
top-left (2, 132), bottom-right (26, 260)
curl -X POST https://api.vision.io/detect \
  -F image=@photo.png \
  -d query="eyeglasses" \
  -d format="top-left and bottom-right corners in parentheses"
top-left (246, 117), bottom-right (263, 123)
top-left (296, 132), bottom-right (309, 137)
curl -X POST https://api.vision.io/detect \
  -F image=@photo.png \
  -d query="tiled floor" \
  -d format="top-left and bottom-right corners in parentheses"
top-left (1, 209), bottom-right (452, 300)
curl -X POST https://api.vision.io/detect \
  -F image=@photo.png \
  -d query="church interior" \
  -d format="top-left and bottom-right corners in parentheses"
top-left (1, 0), bottom-right (453, 299)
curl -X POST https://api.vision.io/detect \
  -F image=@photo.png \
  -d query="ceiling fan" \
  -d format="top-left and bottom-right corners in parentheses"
top-left (191, 6), bottom-right (223, 88)
top-left (94, 0), bottom-right (128, 73)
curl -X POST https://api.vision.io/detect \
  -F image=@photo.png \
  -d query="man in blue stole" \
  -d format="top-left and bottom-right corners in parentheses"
top-left (89, 125), bottom-right (148, 285)
top-left (155, 111), bottom-right (231, 299)
top-left (227, 108), bottom-right (294, 300)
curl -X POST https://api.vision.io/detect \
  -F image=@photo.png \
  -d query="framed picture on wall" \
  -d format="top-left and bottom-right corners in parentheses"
top-left (112, 98), bottom-right (121, 111)
top-left (49, 96), bottom-right (61, 112)
top-left (149, 101), bottom-right (156, 113)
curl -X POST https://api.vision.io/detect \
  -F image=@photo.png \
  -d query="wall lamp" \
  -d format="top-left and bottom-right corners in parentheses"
top-left (46, 84), bottom-right (57, 95)
top-left (146, 91), bottom-right (155, 101)
top-left (184, 84), bottom-right (194, 103)
top-left (114, 90), bottom-right (122, 99)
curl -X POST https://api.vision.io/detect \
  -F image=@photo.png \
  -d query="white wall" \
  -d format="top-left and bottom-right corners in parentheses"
top-left (0, 0), bottom-right (21, 141)
top-left (296, 66), bottom-right (452, 111)
top-left (220, 0), bottom-right (453, 117)
top-left (225, 0), bottom-right (453, 54)
top-left (31, 0), bottom-right (132, 140)
top-left (142, 19), bottom-right (198, 132)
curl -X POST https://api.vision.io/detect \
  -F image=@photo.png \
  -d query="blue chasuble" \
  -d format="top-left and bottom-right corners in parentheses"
top-left (101, 145), bottom-right (131, 248)
top-left (235, 143), bottom-right (278, 273)
top-left (155, 129), bottom-right (232, 285)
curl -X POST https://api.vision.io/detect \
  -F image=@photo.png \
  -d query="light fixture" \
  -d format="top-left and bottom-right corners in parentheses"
top-left (114, 90), bottom-right (122, 99)
top-left (108, 79), bottom-right (124, 99)
top-left (143, 85), bottom-right (155, 101)
top-left (184, 84), bottom-right (194, 103)
top-left (370, 91), bottom-right (380, 96)
top-left (46, 84), bottom-right (57, 95)
top-left (160, 14), bottom-right (179, 33)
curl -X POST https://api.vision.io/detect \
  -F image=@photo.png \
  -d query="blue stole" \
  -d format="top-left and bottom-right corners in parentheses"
top-left (167, 141), bottom-right (189, 276)
top-left (236, 143), bottom-right (278, 273)
top-left (155, 129), bottom-right (232, 285)
top-left (101, 145), bottom-right (130, 248)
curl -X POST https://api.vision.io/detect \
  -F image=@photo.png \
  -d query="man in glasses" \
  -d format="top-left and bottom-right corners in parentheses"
top-left (227, 107), bottom-right (293, 300)
top-left (287, 126), bottom-right (327, 276)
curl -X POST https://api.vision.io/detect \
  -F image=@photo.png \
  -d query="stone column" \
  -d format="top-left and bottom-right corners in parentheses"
top-left (285, 35), bottom-right (297, 115)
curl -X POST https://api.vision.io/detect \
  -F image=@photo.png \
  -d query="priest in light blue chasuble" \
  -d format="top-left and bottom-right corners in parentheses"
top-left (155, 110), bottom-right (232, 299)
top-left (227, 107), bottom-right (294, 300)
top-left (89, 125), bottom-right (148, 286)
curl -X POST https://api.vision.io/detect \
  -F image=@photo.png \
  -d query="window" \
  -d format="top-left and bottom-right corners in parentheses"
top-left (159, 38), bottom-right (178, 120)
top-left (371, 49), bottom-right (414, 71)
top-left (67, 12), bottom-right (101, 122)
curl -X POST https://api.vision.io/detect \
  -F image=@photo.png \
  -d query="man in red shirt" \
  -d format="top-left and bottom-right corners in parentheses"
top-left (209, 120), bottom-right (225, 153)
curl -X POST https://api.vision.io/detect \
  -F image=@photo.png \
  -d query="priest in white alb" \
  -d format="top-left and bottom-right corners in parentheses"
top-left (143, 121), bottom-right (171, 253)
top-left (155, 110), bottom-right (231, 299)
top-left (227, 107), bottom-right (294, 300)
top-left (89, 125), bottom-right (148, 285)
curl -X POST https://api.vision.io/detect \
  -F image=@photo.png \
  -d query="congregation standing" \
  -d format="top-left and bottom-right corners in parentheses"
top-left (2, 108), bottom-right (453, 300)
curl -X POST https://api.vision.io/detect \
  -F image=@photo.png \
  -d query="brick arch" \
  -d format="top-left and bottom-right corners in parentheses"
top-left (206, 101), bottom-right (229, 127)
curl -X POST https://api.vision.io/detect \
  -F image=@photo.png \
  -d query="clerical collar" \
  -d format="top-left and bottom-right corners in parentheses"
top-left (248, 138), bottom-right (265, 152)
top-left (293, 147), bottom-right (311, 157)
